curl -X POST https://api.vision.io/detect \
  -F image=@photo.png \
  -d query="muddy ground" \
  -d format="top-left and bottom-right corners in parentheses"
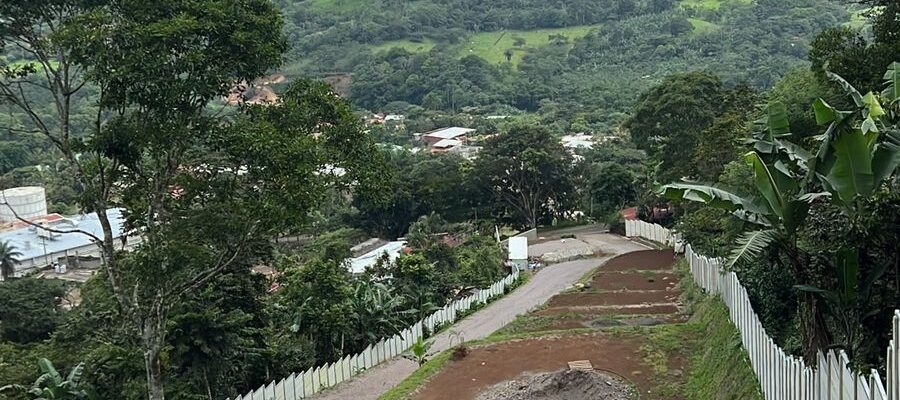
top-left (475, 369), bottom-right (636, 400)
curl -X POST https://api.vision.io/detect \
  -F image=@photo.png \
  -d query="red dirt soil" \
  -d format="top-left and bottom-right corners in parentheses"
top-left (413, 334), bottom-right (656, 400)
top-left (548, 291), bottom-right (677, 307)
top-left (601, 249), bottom-right (676, 271)
top-left (535, 304), bottom-right (681, 317)
top-left (591, 272), bottom-right (680, 291)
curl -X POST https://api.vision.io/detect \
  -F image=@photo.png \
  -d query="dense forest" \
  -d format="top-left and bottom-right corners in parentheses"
top-left (275, 0), bottom-right (849, 130)
top-left (0, 0), bottom-right (898, 399)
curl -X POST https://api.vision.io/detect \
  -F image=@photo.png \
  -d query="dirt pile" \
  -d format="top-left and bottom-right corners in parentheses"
top-left (475, 369), bottom-right (635, 400)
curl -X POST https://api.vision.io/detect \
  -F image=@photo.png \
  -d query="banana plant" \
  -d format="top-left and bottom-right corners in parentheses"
top-left (661, 64), bottom-right (899, 361)
top-left (0, 359), bottom-right (91, 400)
top-left (659, 101), bottom-right (818, 269)
top-left (790, 65), bottom-right (899, 359)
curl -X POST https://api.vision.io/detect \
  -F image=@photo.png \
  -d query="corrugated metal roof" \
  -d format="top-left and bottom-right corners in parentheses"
top-left (432, 139), bottom-right (463, 148)
top-left (423, 127), bottom-right (475, 140)
top-left (348, 240), bottom-right (406, 274)
top-left (0, 208), bottom-right (127, 261)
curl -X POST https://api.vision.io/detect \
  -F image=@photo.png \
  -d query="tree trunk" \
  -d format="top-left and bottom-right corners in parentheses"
top-left (799, 292), bottom-right (832, 365)
top-left (142, 313), bottom-right (167, 400)
top-left (143, 332), bottom-right (165, 400)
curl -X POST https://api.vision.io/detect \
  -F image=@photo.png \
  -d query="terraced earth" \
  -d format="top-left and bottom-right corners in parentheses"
top-left (388, 247), bottom-right (763, 400)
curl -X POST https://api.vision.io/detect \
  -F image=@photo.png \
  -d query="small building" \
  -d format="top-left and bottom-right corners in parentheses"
top-left (421, 127), bottom-right (475, 146)
top-left (561, 133), bottom-right (595, 150)
top-left (348, 240), bottom-right (407, 274)
top-left (430, 139), bottom-right (463, 154)
top-left (508, 237), bottom-right (528, 271)
top-left (0, 208), bottom-right (140, 280)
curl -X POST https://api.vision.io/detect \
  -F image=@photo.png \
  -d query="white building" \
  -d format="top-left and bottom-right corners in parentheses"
top-left (348, 240), bottom-right (407, 274)
top-left (561, 134), bottom-right (595, 150)
top-left (0, 186), bottom-right (48, 223)
top-left (0, 208), bottom-right (139, 279)
top-left (508, 237), bottom-right (528, 271)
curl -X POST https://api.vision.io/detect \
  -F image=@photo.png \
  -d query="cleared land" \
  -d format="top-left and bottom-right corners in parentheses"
top-left (306, 0), bottom-right (366, 12)
top-left (389, 247), bottom-right (763, 400)
top-left (371, 39), bottom-right (437, 54)
top-left (688, 18), bottom-right (718, 35)
top-left (680, 0), bottom-right (752, 10)
top-left (459, 25), bottom-right (600, 65)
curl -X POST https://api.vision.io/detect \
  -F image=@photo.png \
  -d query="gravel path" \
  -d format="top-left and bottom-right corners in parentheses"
top-left (312, 234), bottom-right (646, 400)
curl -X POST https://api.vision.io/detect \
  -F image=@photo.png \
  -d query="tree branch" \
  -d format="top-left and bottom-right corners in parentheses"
top-left (0, 199), bottom-right (103, 244)
top-left (166, 222), bottom-right (260, 301)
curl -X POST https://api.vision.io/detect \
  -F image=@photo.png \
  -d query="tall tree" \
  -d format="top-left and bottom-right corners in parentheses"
top-left (0, 2), bottom-right (384, 398)
top-left (625, 72), bottom-right (726, 182)
top-left (474, 124), bottom-right (575, 229)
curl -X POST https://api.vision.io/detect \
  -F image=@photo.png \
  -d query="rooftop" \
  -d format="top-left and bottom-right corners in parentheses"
top-left (561, 134), bottom-right (595, 149)
top-left (348, 240), bottom-right (406, 274)
top-left (432, 139), bottom-right (463, 148)
top-left (0, 208), bottom-right (127, 262)
top-left (423, 127), bottom-right (475, 140)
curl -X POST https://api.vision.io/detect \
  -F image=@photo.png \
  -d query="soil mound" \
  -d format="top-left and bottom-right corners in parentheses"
top-left (475, 369), bottom-right (635, 400)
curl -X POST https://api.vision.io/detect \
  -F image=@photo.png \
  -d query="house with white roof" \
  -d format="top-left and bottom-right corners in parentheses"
top-left (421, 127), bottom-right (475, 146)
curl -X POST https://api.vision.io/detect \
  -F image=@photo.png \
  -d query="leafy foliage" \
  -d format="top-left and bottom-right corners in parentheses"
top-left (0, 279), bottom-right (66, 344)
top-left (473, 123), bottom-right (575, 229)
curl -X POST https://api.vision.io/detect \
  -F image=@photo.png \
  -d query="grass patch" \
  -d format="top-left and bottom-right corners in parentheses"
top-left (844, 8), bottom-right (872, 30)
top-left (683, 298), bottom-right (762, 399)
top-left (306, 0), bottom-right (366, 13)
top-left (688, 18), bottom-right (718, 35)
top-left (459, 25), bottom-right (600, 66)
top-left (679, 0), bottom-right (751, 10)
top-left (4, 59), bottom-right (60, 72)
top-left (371, 39), bottom-right (436, 54)
top-left (494, 314), bottom-right (577, 335)
top-left (379, 349), bottom-right (454, 400)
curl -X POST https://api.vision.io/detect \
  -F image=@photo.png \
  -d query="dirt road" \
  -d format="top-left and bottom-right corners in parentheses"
top-left (312, 233), bottom-right (646, 400)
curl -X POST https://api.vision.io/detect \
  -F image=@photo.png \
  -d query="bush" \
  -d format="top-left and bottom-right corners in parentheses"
top-left (451, 345), bottom-right (469, 361)
top-left (0, 278), bottom-right (66, 344)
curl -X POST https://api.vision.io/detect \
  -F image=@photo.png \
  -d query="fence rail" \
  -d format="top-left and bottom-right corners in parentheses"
top-left (626, 219), bottom-right (900, 400)
top-left (231, 268), bottom-right (520, 400)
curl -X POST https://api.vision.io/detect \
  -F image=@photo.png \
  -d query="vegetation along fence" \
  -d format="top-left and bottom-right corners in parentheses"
top-left (626, 219), bottom-right (900, 400)
top-left (230, 268), bottom-right (521, 400)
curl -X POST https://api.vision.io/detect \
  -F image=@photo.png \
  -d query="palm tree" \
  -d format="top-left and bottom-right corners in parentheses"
top-left (0, 240), bottom-right (22, 281)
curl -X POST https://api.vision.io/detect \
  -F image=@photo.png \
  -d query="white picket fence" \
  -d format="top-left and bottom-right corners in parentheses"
top-left (230, 268), bottom-right (520, 400)
top-left (626, 218), bottom-right (900, 400)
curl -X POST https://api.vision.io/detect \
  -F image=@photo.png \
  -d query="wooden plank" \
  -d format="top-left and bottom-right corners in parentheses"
top-left (567, 360), bottom-right (593, 371)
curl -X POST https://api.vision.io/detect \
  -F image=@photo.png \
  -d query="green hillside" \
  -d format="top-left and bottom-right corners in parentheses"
top-left (326, 0), bottom-right (849, 126)
top-left (461, 25), bottom-right (601, 65)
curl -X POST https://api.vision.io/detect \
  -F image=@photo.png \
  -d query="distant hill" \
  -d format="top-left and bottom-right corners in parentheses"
top-left (277, 0), bottom-right (850, 126)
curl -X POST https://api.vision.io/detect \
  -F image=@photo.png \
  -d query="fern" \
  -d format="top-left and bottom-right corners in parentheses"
top-left (727, 230), bottom-right (777, 269)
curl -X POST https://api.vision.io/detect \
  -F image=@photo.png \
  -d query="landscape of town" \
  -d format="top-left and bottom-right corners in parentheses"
top-left (0, 0), bottom-right (898, 399)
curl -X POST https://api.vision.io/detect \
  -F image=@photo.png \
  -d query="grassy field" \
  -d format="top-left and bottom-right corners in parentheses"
top-left (371, 39), bottom-right (436, 54)
top-left (689, 18), bottom-right (719, 35)
top-left (680, 0), bottom-right (752, 10)
top-left (458, 25), bottom-right (601, 66)
top-left (4, 59), bottom-right (60, 72)
top-left (306, 0), bottom-right (367, 12)
top-left (844, 8), bottom-right (872, 30)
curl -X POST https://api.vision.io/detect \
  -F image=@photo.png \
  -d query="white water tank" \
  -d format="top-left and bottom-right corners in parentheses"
top-left (0, 186), bottom-right (48, 222)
